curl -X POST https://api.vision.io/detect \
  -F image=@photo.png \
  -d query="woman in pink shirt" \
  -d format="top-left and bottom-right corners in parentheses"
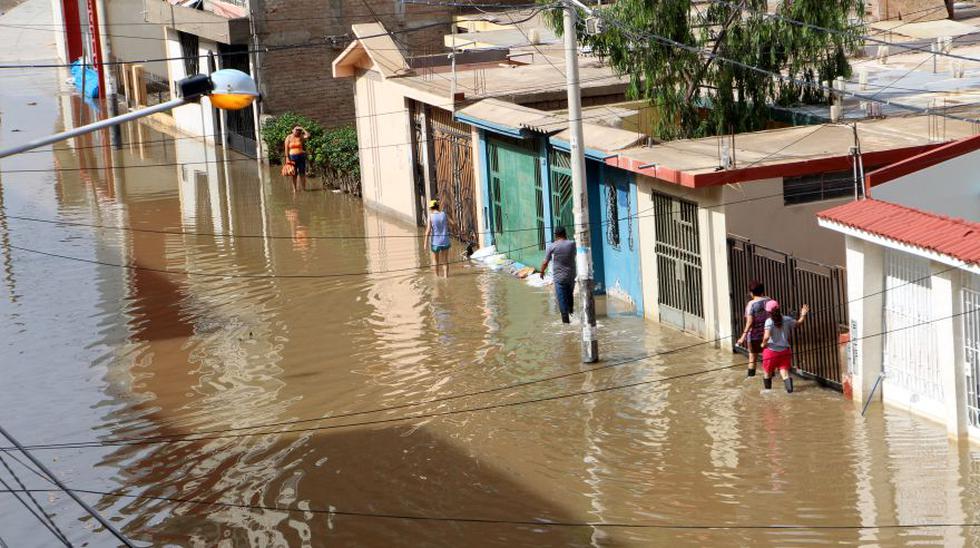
top-left (735, 280), bottom-right (770, 379)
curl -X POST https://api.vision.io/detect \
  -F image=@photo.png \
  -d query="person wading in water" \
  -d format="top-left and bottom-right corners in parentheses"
top-left (424, 200), bottom-right (451, 278)
top-left (283, 126), bottom-right (309, 193)
top-left (761, 300), bottom-right (809, 393)
top-left (540, 226), bottom-right (576, 324)
top-left (736, 280), bottom-right (771, 379)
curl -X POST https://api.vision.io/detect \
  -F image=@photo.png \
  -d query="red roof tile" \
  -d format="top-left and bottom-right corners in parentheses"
top-left (818, 199), bottom-right (980, 266)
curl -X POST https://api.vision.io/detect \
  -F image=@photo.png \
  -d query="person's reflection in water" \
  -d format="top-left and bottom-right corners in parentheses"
top-left (431, 280), bottom-right (454, 347)
top-left (285, 208), bottom-right (312, 256)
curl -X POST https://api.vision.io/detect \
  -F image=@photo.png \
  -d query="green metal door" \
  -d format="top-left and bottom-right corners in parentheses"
top-left (549, 148), bottom-right (574, 233)
top-left (487, 136), bottom-right (545, 267)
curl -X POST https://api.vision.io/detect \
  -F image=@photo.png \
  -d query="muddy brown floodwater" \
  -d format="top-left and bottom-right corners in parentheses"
top-left (3, 67), bottom-right (980, 548)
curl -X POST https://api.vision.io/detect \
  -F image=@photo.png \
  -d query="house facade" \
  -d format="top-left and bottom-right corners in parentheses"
top-left (818, 135), bottom-right (980, 440)
top-left (331, 24), bottom-right (631, 243)
top-left (608, 117), bottom-right (978, 386)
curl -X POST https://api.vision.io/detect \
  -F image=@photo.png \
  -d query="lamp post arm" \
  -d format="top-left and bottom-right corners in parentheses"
top-left (561, 0), bottom-right (595, 15)
top-left (0, 97), bottom-right (191, 159)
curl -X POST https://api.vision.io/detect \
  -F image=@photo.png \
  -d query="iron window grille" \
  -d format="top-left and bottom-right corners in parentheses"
top-left (606, 183), bottom-right (620, 248)
top-left (783, 171), bottom-right (855, 205)
top-left (178, 31), bottom-right (200, 79)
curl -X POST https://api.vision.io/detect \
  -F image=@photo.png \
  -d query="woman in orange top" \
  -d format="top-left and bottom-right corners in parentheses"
top-left (283, 126), bottom-right (309, 193)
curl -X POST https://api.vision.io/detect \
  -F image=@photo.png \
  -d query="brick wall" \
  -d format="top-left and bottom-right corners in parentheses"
top-left (254, 0), bottom-right (453, 128)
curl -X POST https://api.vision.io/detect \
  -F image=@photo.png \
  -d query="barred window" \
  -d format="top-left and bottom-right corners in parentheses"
top-left (606, 183), bottom-right (620, 248)
top-left (783, 171), bottom-right (855, 205)
top-left (178, 31), bottom-right (199, 78)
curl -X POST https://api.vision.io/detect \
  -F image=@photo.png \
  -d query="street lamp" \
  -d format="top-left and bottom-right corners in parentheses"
top-left (0, 69), bottom-right (260, 159)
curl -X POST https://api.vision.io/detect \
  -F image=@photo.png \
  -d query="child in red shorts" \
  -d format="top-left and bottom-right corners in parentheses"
top-left (761, 300), bottom-right (809, 393)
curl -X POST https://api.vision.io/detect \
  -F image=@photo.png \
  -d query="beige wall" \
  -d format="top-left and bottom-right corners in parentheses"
top-left (635, 176), bottom-right (731, 344)
top-left (721, 178), bottom-right (850, 267)
top-left (106, 0), bottom-right (168, 78)
top-left (354, 70), bottom-right (416, 225)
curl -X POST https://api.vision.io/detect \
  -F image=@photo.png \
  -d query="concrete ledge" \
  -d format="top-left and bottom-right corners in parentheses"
top-left (145, 0), bottom-right (250, 44)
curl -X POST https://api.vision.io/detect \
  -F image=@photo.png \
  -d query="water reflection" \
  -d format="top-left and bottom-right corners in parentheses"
top-left (3, 78), bottom-right (980, 547)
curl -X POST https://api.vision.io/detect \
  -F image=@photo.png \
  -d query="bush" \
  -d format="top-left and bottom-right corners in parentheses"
top-left (316, 125), bottom-right (360, 180)
top-left (261, 113), bottom-right (360, 192)
top-left (261, 112), bottom-right (326, 167)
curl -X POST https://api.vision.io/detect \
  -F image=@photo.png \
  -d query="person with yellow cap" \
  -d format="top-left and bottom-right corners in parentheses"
top-left (424, 199), bottom-right (451, 277)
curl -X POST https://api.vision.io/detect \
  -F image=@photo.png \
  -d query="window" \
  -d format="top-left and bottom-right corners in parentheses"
top-left (606, 183), bottom-right (620, 248)
top-left (178, 31), bottom-right (199, 78)
top-left (783, 170), bottom-right (855, 205)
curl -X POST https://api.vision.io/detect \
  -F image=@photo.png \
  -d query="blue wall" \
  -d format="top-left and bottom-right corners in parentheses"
top-left (594, 163), bottom-right (643, 314)
top-left (473, 127), bottom-right (643, 314)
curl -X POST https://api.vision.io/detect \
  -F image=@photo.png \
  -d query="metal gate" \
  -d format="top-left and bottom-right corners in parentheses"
top-left (727, 236), bottom-right (847, 388)
top-left (882, 249), bottom-right (942, 405)
top-left (652, 192), bottom-right (704, 335)
top-left (548, 149), bottom-right (574, 231)
top-left (410, 104), bottom-right (428, 226)
top-left (487, 135), bottom-right (545, 267)
top-left (218, 44), bottom-right (256, 157)
top-left (430, 108), bottom-right (478, 244)
top-left (964, 272), bottom-right (980, 428)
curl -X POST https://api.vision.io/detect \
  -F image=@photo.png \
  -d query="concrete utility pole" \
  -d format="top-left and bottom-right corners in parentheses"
top-left (562, 1), bottom-right (599, 363)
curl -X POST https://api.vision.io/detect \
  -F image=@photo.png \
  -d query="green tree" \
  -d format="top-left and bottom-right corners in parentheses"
top-left (550, 0), bottom-right (863, 140)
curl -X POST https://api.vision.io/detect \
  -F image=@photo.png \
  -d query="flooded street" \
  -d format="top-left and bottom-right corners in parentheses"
top-left (4, 39), bottom-right (980, 548)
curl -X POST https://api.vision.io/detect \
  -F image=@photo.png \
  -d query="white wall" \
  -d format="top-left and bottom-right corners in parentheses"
top-left (841, 232), bottom-right (979, 444)
top-left (165, 29), bottom-right (220, 142)
top-left (722, 177), bottom-right (851, 267)
top-left (873, 148), bottom-right (980, 222)
top-left (354, 70), bottom-right (416, 225)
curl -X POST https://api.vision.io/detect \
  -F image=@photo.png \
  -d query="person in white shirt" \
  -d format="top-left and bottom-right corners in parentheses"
top-left (761, 300), bottom-right (809, 393)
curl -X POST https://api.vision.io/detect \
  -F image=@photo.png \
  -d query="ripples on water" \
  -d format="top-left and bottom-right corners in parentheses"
top-left (2, 90), bottom-right (980, 548)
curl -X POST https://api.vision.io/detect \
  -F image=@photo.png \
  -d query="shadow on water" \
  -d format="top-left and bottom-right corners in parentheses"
top-left (105, 425), bottom-right (612, 546)
top-left (4, 54), bottom-right (980, 547)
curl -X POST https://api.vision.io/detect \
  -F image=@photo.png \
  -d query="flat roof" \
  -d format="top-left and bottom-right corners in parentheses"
top-left (607, 116), bottom-right (979, 188)
top-left (391, 53), bottom-right (627, 105)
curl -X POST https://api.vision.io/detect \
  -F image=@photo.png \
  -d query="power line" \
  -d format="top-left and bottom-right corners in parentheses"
top-left (4, 239), bottom-right (542, 279)
top-left (515, 1), bottom-right (980, 126)
top-left (0, 2), bottom-right (544, 28)
top-left (0, 424), bottom-right (135, 547)
top-left (707, 0), bottom-right (980, 64)
top-left (9, 303), bottom-right (970, 452)
top-left (2, 482), bottom-right (979, 530)
top-left (0, 6), bottom-right (553, 68)
top-left (0, 454), bottom-right (72, 547)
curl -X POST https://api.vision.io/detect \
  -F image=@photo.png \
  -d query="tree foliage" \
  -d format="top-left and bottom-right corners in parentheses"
top-left (549, 0), bottom-right (864, 140)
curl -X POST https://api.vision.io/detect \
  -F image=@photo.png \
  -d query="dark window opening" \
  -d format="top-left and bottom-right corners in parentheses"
top-left (178, 31), bottom-right (199, 78)
top-left (606, 183), bottom-right (620, 248)
top-left (783, 171), bottom-right (855, 205)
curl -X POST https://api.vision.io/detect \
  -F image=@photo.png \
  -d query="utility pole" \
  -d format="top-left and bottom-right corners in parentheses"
top-left (562, 1), bottom-right (599, 363)
top-left (0, 424), bottom-right (136, 547)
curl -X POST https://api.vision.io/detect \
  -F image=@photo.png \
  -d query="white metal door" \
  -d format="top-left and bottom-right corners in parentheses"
top-left (882, 250), bottom-right (943, 407)
top-left (963, 272), bottom-right (980, 428)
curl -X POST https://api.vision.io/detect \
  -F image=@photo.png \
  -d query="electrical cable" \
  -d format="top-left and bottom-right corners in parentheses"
top-left (0, 6), bottom-right (556, 67)
top-left (560, 5), bottom-right (980, 125)
top-left (0, 454), bottom-right (72, 547)
top-left (0, 2), bottom-right (547, 28)
top-left (707, 0), bottom-right (980, 64)
top-left (3, 478), bottom-right (980, 530)
top-left (0, 5), bottom-right (965, 103)
top-left (9, 292), bottom-right (969, 452)
top-left (4, 239), bottom-right (541, 279)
